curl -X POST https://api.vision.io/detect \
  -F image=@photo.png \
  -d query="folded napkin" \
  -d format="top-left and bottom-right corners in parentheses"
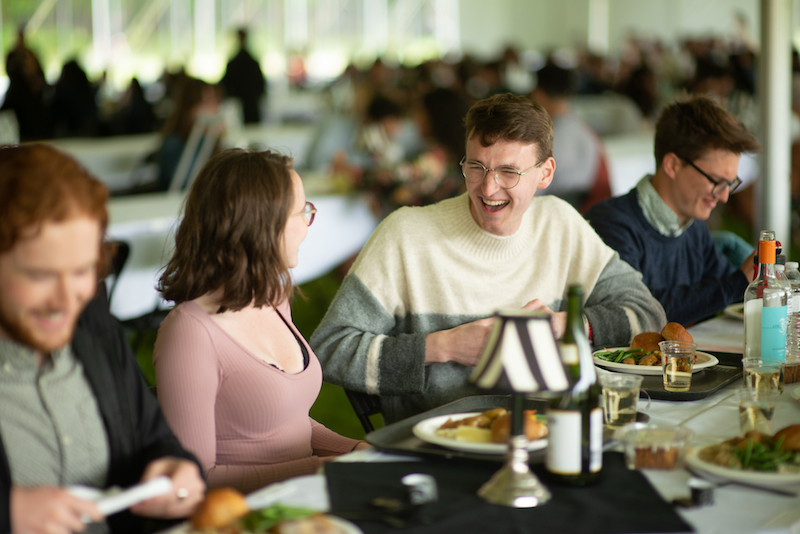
top-left (67, 476), bottom-right (173, 517)
top-left (325, 452), bottom-right (693, 534)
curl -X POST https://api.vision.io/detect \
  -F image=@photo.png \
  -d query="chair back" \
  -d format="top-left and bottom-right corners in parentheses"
top-left (169, 114), bottom-right (224, 192)
top-left (105, 240), bottom-right (130, 302)
top-left (344, 389), bottom-right (383, 434)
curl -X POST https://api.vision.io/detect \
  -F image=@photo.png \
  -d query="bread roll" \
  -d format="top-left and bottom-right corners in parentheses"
top-left (190, 487), bottom-right (249, 530)
top-left (661, 322), bottom-right (693, 343)
top-left (774, 424), bottom-right (800, 451)
top-left (630, 332), bottom-right (664, 354)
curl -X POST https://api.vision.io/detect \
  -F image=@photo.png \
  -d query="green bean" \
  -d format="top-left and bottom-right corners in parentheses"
top-left (733, 436), bottom-right (800, 471)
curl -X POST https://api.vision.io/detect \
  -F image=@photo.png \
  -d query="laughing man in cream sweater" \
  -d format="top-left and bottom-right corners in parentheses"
top-left (311, 94), bottom-right (666, 423)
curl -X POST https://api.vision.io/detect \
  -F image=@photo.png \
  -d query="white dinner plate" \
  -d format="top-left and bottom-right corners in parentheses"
top-left (685, 446), bottom-right (800, 488)
top-left (158, 514), bottom-right (362, 534)
top-left (791, 386), bottom-right (800, 402)
top-left (412, 412), bottom-right (547, 454)
top-left (593, 347), bottom-right (719, 376)
top-left (724, 303), bottom-right (745, 320)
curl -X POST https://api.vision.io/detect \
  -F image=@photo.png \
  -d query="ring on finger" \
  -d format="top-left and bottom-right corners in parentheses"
top-left (176, 487), bottom-right (190, 500)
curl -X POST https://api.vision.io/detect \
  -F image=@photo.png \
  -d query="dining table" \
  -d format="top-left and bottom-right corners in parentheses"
top-left (162, 312), bottom-right (800, 534)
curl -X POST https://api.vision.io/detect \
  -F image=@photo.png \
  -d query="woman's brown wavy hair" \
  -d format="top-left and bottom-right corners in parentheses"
top-left (158, 148), bottom-right (295, 311)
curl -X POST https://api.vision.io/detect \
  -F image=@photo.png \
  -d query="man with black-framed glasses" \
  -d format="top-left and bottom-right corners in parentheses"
top-left (586, 95), bottom-right (760, 325)
top-left (312, 93), bottom-right (665, 424)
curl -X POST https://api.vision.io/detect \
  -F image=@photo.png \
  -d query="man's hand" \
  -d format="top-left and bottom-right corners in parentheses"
top-left (522, 299), bottom-right (567, 339)
top-left (128, 457), bottom-right (205, 520)
top-left (11, 486), bottom-right (103, 534)
top-left (740, 250), bottom-right (757, 282)
top-left (425, 317), bottom-right (495, 367)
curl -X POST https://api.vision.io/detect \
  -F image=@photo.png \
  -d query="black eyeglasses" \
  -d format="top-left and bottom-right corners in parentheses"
top-left (292, 201), bottom-right (316, 226)
top-left (679, 157), bottom-right (742, 196)
top-left (459, 156), bottom-right (543, 190)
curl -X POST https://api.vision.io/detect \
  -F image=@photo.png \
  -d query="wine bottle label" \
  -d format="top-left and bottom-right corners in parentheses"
top-left (589, 407), bottom-right (603, 473)
top-left (762, 306), bottom-right (787, 361)
top-left (545, 410), bottom-right (582, 474)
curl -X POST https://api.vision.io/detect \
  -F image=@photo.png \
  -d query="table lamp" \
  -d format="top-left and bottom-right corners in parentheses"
top-left (469, 310), bottom-right (570, 507)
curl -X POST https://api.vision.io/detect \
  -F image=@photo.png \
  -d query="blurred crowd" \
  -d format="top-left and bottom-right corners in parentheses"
top-left (2, 22), bottom-right (793, 226)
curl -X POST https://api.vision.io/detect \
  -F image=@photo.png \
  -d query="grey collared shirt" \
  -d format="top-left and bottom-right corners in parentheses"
top-left (636, 175), bottom-right (694, 237)
top-left (0, 338), bottom-right (110, 531)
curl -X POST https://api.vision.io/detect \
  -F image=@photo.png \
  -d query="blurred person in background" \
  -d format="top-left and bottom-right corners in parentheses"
top-left (153, 149), bottom-right (368, 494)
top-left (105, 78), bottom-right (158, 136)
top-left (155, 76), bottom-right (222, 191)
top-left (52, 58), bottom-right (99, 138)
top-left (334, 88), bottom-right (469, 219)
top-left (221, 28), bottom-right (266, 124)
top-left (531, 61), bottom-right (611, 212)
top-left (2, 25), bottom-right (50, 141)
top-left (585, 95), bottom-right (759, 325)
top-left (0, 144), bottom-right (204, 534)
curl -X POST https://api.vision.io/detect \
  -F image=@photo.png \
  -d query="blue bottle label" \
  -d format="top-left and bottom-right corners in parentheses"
top-left (761, 305), bottom-right (787, 361)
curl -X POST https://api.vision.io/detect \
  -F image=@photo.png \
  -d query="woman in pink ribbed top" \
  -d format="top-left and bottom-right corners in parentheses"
top-left (153, 149), bottom-right (367, 494)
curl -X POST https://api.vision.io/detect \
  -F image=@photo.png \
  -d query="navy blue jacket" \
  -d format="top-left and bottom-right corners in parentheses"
top-left (585, 189), bottom-right (749, 325)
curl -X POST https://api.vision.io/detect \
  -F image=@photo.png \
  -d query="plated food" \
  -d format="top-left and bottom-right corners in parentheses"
top-left (594, 322), bottom-right (717, 375)
top-left (189, 488), bottom-right (359, 533)
top-left (593, 349), bottom-right (718, 376)
top-left (412, 410), bottom-right (548, 454)
top-left (685, 425), bottom-right (800, 487)
top-left (724, 303), bottom-right (745, 320)
top-left (597, 323), bottom-right (693, 367)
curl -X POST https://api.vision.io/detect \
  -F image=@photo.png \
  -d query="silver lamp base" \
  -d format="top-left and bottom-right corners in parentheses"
top-left (477, 434), bottom-right (551, 507)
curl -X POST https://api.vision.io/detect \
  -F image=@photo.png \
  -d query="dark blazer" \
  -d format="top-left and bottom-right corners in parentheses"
top-left (0, 286), bottom-right (199, 533)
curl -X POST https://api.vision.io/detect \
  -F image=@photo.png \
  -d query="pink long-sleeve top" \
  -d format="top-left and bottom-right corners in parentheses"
top-left (153, 300), bottom-right (360, 493)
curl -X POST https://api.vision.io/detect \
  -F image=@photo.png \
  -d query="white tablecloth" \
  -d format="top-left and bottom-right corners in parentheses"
top-left (688, 315), bottom-right (745, 354)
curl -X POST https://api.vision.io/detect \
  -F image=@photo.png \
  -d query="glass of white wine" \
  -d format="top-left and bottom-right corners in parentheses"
top-left (659, 341), bottom-right (696, 392)
top-left (599, 373), bottom-right (649, 428)
top-left (738, 388), bottom-right (779, 435)
top-left (742, 357), bottom-right (783, 392)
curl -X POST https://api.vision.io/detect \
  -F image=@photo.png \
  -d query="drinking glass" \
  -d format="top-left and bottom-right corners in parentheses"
top-left (659, 341), bottom-right (696, 392)
top-left (599, 373), bottom-right (648, 428)
top-left (742, 357), bottom-right (783, 392)
top-left (738, 388), bottom-right (779, 435)
top-left (782, 357), bottom-right (800, 385)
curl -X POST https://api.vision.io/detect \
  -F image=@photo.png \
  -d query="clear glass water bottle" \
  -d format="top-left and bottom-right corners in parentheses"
top-left (744, 231), bottom-right (788, 361)
top-left (784, 261), bottom-right (800, 359)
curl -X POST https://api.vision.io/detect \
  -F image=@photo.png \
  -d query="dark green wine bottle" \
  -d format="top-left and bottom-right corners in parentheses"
top-left (545, 285), bottom-right (603, 485)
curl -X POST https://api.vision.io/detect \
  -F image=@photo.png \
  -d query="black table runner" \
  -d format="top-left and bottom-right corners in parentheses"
top-left (325, 452), bottom-right (693, 534)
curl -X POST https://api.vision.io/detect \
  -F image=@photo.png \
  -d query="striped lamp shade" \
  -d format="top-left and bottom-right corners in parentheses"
top-left (470, 311), bottom-right (570, 394)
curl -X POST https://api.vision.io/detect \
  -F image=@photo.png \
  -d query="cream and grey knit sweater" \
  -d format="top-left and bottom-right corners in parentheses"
top-left (311, 194), bottom-right (665, 423)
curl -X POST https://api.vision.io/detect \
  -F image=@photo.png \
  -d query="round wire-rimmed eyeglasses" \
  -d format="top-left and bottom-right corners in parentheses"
top-left (459, 156), bottom-right (543, 189)
top-left (292, 201), bottom-right (317, 226)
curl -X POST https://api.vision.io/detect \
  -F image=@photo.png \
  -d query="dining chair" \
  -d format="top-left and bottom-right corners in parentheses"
top-left (344, 389), bottom-right (383, 434)
top-left (105, 240), bottom-right (130, 302)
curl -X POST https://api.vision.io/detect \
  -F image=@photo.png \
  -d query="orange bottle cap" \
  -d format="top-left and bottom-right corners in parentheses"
top-left (759, 240), bottom-right (776, 264)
